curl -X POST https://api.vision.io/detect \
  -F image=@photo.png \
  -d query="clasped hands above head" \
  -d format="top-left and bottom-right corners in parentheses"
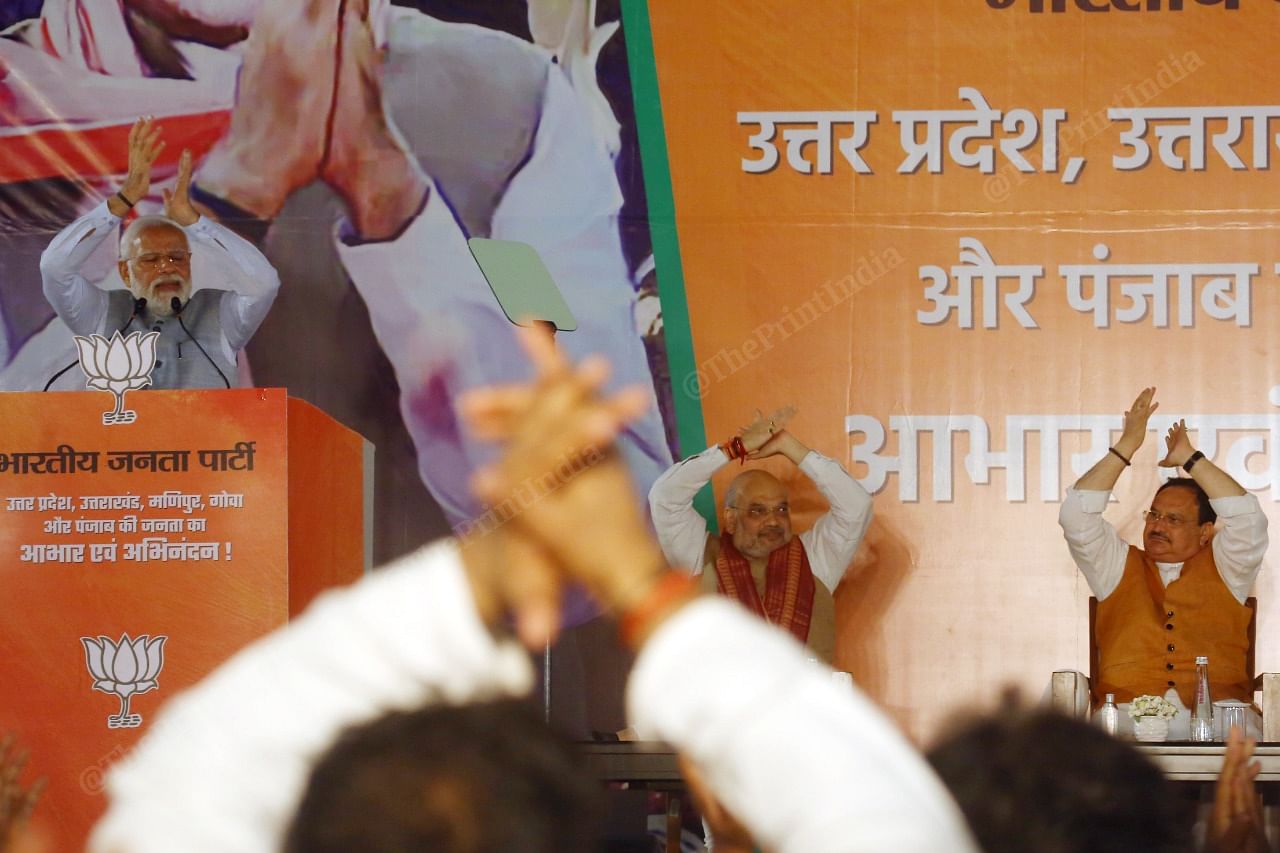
top-left (457, 328), bottom-right (692, 651)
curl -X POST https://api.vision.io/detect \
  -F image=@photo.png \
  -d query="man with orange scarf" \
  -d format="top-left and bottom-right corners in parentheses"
top-left (649, 410), bottom-right (872, 663)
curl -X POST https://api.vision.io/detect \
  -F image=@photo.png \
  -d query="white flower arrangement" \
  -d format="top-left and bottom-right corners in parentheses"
top-left (1127, 694), bottom-right (1178, 721)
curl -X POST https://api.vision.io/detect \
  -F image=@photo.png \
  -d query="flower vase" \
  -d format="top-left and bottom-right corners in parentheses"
top-left (1134, 715), bottom-right (1170, 743)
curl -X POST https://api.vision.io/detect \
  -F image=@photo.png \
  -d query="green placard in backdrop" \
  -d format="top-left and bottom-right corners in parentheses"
top-left (467, 238), bottom-right (578, 332)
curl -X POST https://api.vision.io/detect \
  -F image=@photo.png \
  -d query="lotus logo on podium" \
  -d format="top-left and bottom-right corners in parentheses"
top-left (81, 634), bottom-right (167, 729)
top-left (74, 331), bottom-right (160, 425)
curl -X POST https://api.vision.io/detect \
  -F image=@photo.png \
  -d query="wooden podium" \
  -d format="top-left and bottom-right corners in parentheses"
top-left (0, 388), bottom-right (371, 850)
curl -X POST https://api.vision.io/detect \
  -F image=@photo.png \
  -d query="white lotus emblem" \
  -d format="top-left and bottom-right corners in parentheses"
top-left (81, 633), bottom-right (167, 729)
top-left (74, 331), bottom-right (160, 424)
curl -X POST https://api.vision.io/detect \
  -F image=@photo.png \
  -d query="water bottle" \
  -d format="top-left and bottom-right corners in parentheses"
top-left (1097, 693), bottom-right (1118, 736)
top-left (1191, 655), bottom-right (1213, 742)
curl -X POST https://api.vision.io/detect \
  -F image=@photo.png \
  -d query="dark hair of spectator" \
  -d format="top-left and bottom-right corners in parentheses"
top-left (284, 699), bottom-right (603, 853)
top-left (926, 706), bottom-right (1193, 853)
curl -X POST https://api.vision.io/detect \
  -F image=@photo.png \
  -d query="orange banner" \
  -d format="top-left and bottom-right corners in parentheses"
top-left (0, 389), bottom-right (290, 848)
top-left (649, 0), bottom-right (1280, 740)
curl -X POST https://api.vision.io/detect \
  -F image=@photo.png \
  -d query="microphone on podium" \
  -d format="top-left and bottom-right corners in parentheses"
top-left (172, 296), bottom-right (231, 389)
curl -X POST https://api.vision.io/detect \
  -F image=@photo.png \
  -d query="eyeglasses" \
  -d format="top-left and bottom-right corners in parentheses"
top-left (728, 503), bottom-right (790, 520)
top-left (1142, 509), bottom-right (1193, 527)
top-left (128, 250), bottom-right (192, 267)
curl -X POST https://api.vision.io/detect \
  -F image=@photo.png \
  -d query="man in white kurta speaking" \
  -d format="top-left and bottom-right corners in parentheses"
top-left (0, 0), bottom-right (671, 530)
top-left (649, 410), bottom-right (873, 663)
top-left (39, 118), bottom-right (279, 390)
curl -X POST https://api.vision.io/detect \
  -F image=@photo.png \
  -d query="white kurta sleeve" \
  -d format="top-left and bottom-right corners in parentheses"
top-left (182, 215), bottom-right (281, 353)
top-left (1209, 493), bottom-right (1268, 604)
top-left (1058, 487), bottom-right (1129, 600)
top-left (38, 200), bottom-right (117, 336)
top-left (88, 541), bottom-right (533, 853)
top-left (795, 450), bottom-right (873, 592)
top-left (628, 599), bottom-right (979, 853)
top-left (647, 445), bottom-right (728, 573)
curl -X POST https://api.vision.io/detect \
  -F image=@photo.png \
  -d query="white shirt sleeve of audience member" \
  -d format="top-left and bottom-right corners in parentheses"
top-left (628, 599), bottom-right (980, 853)
top-left (648, 445), bottom-right (728, 574)
top-left (184, 216), bottom-right (281, 352)
top-left (1057, 488), bottom-right (1129, 601)
top-left (1210, 493), bottom-right (1268, 604)
top-left (796, 451), bottom-right (873, 593)
top-left (88, 541), bottom-right (532, 853)
top-left (38, 200), bottom-right (116, 336)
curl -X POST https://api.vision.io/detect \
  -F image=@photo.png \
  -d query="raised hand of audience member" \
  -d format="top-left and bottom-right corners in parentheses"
top-left (1207, 726), bottom-right (1267, 853)
top-left (0, 733), bottom-right (45, 853)
top-left (459, 326), bottom-right (685, 649)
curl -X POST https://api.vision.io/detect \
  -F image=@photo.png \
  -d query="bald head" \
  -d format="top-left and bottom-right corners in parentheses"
top-left (725, 469), bottom-right (785, 509)
top-left (724, 469), bottom-right (792, 560)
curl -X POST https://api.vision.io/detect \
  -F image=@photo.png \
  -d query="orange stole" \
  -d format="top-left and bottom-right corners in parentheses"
top-left (715, 533), bottom-right (815, 643)
top-left (1094, 545), bottom-right (1252, 707)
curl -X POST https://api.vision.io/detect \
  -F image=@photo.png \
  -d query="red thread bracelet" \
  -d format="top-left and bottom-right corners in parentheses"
top-left (618, 571), bottom-right (697, 649)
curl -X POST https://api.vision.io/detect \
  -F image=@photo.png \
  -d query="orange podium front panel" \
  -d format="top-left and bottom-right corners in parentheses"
top-left (0, 388), bottom-right (369, 850)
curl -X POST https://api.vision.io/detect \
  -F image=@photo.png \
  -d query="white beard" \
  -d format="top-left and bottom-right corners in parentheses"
top-left (134, 277), bottom-right (190, 316)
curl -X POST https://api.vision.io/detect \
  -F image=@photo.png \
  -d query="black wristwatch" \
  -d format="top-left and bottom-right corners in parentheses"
top-left (1183, 450), bottom-right (1205, 473)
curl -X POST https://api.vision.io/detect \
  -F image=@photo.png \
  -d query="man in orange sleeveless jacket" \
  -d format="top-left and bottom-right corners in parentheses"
top-left (1058, 388), bottom-right (1267, 724)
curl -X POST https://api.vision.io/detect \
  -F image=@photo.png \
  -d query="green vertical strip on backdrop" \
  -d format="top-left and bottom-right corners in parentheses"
top-left (620, 0), bottom-right (716, 527)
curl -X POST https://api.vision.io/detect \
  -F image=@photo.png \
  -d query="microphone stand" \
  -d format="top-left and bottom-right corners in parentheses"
top-left (43, 298), bottom-right (147, 391)
top-left (171, 296), bottom-right (231, 389)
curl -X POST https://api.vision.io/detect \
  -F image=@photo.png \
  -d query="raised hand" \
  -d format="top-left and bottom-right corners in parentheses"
top-left (738, 405), bottom-right (797, 454)
top-left (162, 149), bottom-right (199, 226)
top-left (747, 428), bottom-right (808, 465)
top-left (111, 117), bottom-right (165, 215)
top-left (0, 733), bottom-right (45, 851)
top-left (1157, 419), bottom-right (1196, 470)
top-left (194, 0), bottom-right (341, 218)
top-left (1207, 726), bottom-right (1267, 853)
top-left (459, 327), bottom-right (663, 648)
top-left (319, 0), bottom-right (429, 240)
top-left (1117, 387), bottom-right (1158, 455)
